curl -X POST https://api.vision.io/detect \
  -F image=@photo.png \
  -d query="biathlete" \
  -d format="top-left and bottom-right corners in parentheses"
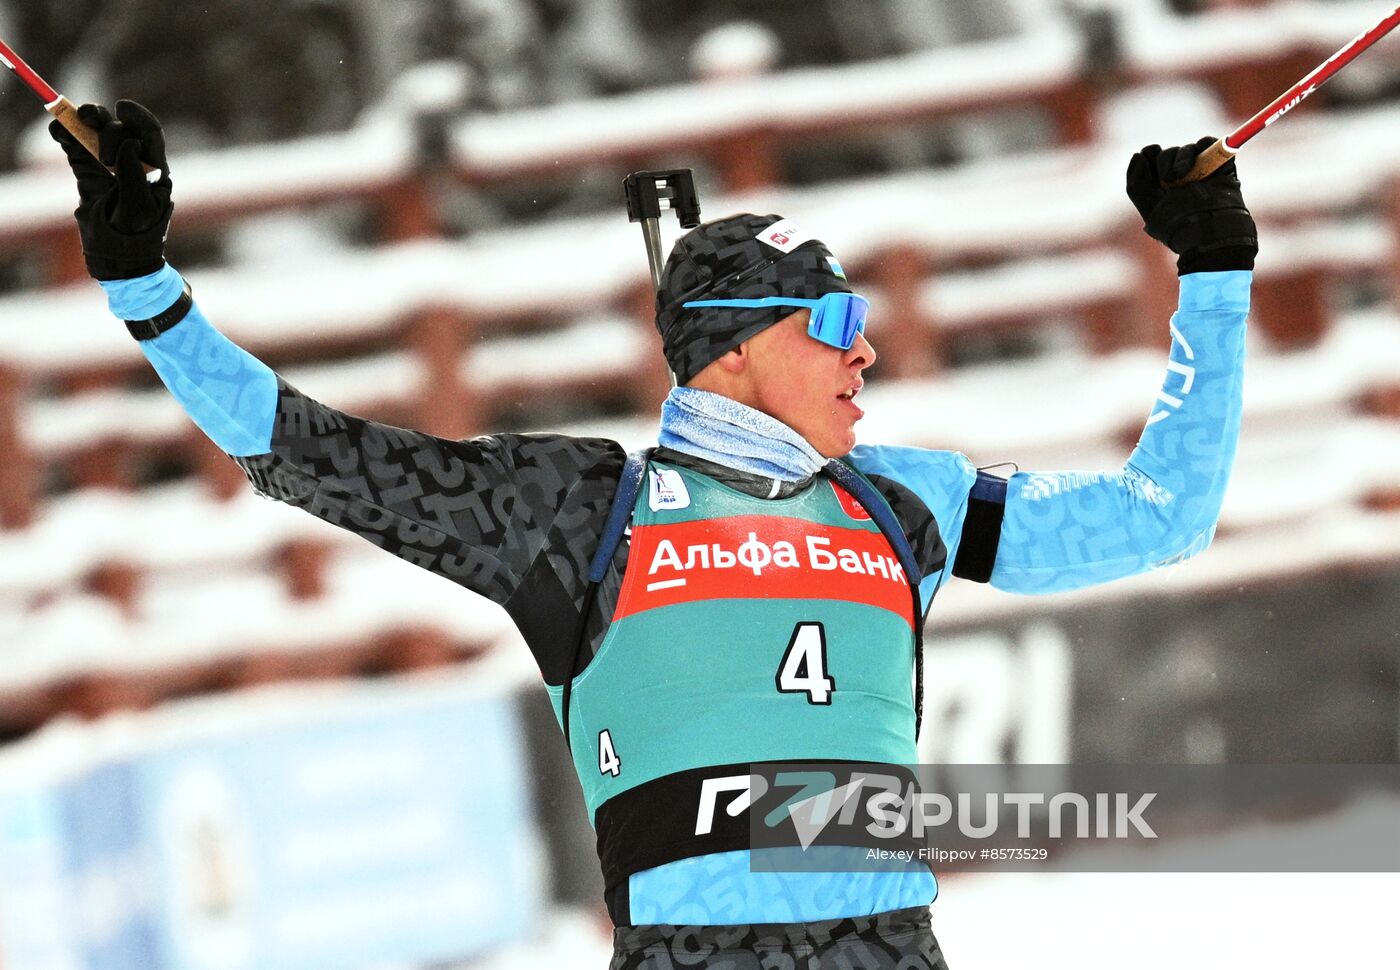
top-left (51, 101), bottom-right (1255, 969)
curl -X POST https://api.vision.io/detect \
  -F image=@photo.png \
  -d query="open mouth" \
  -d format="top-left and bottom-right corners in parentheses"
top-left (836, 384), bottom-right (862, 401)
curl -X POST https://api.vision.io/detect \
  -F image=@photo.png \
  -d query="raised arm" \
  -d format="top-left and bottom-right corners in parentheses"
top-left (99, 260), bottom-right (624, 603)
top-left (991, 270), bottom-right (1248, 593)
top-left (991, 138), bottom-right (1257, 594)
top-left (51, 102), bottom-right (625, 670)
top-left (853, 139), bottom-right (1255, 602)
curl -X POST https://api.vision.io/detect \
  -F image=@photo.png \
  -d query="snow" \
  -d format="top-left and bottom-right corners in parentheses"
top-left (940, 861), bottom-right (1400, 967)
top-left (1117, 2), bottom-right (1296, 72)
top-left (0, 593), bottom-right (127, 687)
top-left (0, 483), bottom-right (332, 601)
top-left (0, 226), bottom-right (643, 370)
top-left (8, 96), bottom-right (1400, 376)
top-left (1242, 102), bottom-right (1400, 213)
top-left (20, 315), bottom-right (652, 454)
top-left (1254, 216), bottom-right (1394, 272)
top-left (0, 665), bottom-right (522, 787)
top-left (383, 60), bottom-right (472, 115)
top-left (0, 536), bottom-right (525, 692)
top-left (221, 210), bottom-right (354, 267)
top-left (1119, 0), bottom-right (1400, 74)
top-left (448, 26), bottom-right (1082, 172)
top-left (924, 248), bottom-right (1136, 326)
top-left (0, 113), bottom-right (416, 240)
top-left (467, 315), bottom-right (648, 385)
top-left (24, 352), bottom-right (422, 454)
top-left (25, 384), bottom-right (192, 454)
top-left (1098, 82), bottom-right (1233, 152)
top-left (929, 504), bottom-right (1400, 631)
top-left (1238, 310), bottom-right (1400, 415)
top-left (857, 308), bottom-right (1400, 459)
top-left (1223, 417), bottom-right (1400, 528)
top-left (0, 0), bottom-right (1394, 250)
top-left (0, 20), bottom-right (1081, 241)
top-left (690, 22), bottom-right (782, 80)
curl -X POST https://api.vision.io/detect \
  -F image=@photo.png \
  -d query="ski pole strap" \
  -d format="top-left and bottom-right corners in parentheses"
top-left (588, 448), bottom-right (654, 584)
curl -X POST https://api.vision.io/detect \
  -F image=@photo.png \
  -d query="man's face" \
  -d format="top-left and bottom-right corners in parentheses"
top-left (740, 309), bottom-right (877, 458)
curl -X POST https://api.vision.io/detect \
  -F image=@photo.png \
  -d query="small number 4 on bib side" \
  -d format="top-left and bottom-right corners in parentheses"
top-left (599, 729), bottom-right (622, 776)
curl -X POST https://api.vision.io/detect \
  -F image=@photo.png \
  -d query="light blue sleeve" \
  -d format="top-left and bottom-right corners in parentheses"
top-left (990, 270), bottom-right (1250, 594)
top-left (100, 265), bottom-right (278, 457)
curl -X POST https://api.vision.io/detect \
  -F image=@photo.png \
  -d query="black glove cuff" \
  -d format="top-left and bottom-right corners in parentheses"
top-left (1177, 246), bottom-right (1257, 276)
top-left (87, 254), bottom-right (168, 282)
top-left (1171, 207), bottom-right (1258, 275)
top-left (1166, 206), bottom-right (1255, 254)
top-left (125, 280), bottom-right (193, 340)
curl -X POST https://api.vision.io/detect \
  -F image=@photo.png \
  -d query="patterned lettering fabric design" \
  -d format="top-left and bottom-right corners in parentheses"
top-left (234, 378), bottom-right (625, 683)
top-left (609, 905), bottom-right (949, 970)
top-left (235, 393), bottom-right (949, 687)
top-left (991, 271), bottom-right (1249, 593)
top-left (138, 302), bottom-right (279, 457)
top-left (655, 213), bottom-right (853, 384)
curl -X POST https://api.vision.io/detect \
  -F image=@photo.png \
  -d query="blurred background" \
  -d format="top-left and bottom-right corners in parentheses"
top-left (0, 0), bottom-right (1397, 966)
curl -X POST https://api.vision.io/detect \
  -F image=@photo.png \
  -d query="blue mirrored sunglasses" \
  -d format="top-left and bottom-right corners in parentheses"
top-left (681, 293), bottom-right (870, 351)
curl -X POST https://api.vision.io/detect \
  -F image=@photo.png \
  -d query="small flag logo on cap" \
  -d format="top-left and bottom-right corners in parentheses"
top-left (827, 257), bottom-right (847, 280)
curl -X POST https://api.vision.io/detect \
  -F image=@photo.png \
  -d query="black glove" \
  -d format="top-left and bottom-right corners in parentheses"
top-left (1126, 136), bottom-right (1257, 276)
top-left (48, 100), bottom-right (173, 281)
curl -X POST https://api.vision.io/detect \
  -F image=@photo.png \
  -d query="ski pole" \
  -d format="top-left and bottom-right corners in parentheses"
top-left (1171, 4), bottom-right (1400, 185)
top-left (0, 36), bottom-right (156, 174)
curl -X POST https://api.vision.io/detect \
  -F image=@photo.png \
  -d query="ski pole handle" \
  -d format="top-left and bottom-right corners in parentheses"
top-left (50, 96), bottom-right (159, 176)
top-left (1164, 137), bottom-right (1237, 187)
top-left (47, 96), bottom-right (104, 165)
top-left (1166, 4), bottom-right (1400, 187)
top-left (1, 37), bottom-right (156, 175)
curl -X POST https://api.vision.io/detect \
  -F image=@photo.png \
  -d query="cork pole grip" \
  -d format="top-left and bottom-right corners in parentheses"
top-left (1164, 138), bottom-right (1236, 187)
top-left (47, 96), bottom-right (158, 175)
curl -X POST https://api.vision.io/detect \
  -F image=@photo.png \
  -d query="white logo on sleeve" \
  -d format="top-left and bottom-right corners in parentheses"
top-left (648, 469), bottom-right (691, 511)
top-left (756, 218), bottom-right (813, 252)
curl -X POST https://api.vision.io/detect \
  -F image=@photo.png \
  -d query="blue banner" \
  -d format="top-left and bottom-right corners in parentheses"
top-left (0, 679), bottom-right (540, 970)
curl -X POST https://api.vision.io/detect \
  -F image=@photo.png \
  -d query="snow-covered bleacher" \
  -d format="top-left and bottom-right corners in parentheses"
top-left (1, 0), bottom-right (1398, 738)
top-left (3, 1), bottom-right (1390, 283)
top-left (448, 9), bottom-right (1090, 187)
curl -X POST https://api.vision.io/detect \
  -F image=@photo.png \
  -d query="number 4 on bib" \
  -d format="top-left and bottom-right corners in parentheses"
top-left (776, 622), bottom-right (835, 705)
top-left (599, 729), bottom-right (621, 777)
